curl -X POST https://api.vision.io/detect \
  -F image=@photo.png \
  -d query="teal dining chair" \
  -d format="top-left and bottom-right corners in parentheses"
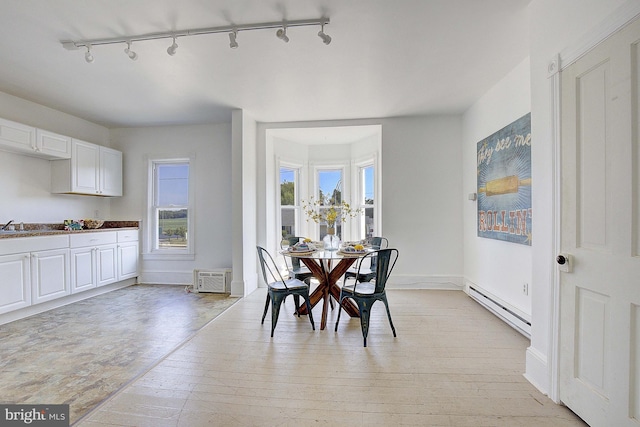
top-left (335, 248), bottom-right (398, 347)
top-left (257, 246), bottom-right (315, 337)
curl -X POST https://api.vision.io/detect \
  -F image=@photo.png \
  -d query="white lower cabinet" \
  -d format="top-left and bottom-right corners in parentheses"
top-left (70, 232), bottom-right (118, 292)
top-left (117, 230), bottom-right (139, 280)
top-left (0, 230), bottom-right (138, 317)
top-left (0, 253), bottom-right (31, 315)
top-left (70, 247), bottom-right (95, 293)
top-left (97, 244), bottom-right (118, 286)
top-left (31, 248), bottom-right (70, 305)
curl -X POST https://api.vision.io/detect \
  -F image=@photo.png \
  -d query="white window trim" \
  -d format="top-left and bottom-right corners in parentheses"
top-left (277, 159), bottom-right (304, 243)
top-left (143, 155), bottom-right (196, 261)
top-left (353, 155), bottom-right (380, 239)
top-left (309, 162), bottom-right (359, 241)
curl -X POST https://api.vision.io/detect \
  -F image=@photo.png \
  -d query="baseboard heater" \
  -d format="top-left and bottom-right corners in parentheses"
top-left (468, 286), bottom-right (531, 338)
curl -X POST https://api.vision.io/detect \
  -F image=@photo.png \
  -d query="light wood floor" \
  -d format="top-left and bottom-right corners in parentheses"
top-left (78, 289), bottom-right (587, 426)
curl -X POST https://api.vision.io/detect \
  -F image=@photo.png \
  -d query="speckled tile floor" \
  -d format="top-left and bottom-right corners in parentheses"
top-left (0, 284), bottom-right (238, 424)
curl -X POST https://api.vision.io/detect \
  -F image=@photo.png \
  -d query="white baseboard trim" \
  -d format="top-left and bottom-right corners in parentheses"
top-left (524, 346), bottom-right (550, 398)
top-left (0, 279), bottom-right (136, 326)
top-left (387, 274), bottom-right (463, 290)
top-left (140, 270), bottom-right (193, 285)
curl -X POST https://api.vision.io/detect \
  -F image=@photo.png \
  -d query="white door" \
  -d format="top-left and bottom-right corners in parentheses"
top-left (560, 18), bottom-right (640, 427)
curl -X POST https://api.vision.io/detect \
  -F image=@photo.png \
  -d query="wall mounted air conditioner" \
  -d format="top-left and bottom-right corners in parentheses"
top-left (193, 269), bottom-right (231, 293)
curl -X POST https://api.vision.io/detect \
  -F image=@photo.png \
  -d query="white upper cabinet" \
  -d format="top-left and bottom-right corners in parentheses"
top-left (0, 117), bottom-right (70, 159)
top-left (99, 145), bottom-right (123, 197)
top-left (35, 129), bottom-right (71, 159)
top-left (51, 139), bottom-right (123, 197)
top-left (0, 117), bottom-right (36, 153)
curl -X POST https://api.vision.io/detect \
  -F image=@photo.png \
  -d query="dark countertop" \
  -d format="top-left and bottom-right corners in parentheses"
top-left (0, 221), bottom-right (139, 239)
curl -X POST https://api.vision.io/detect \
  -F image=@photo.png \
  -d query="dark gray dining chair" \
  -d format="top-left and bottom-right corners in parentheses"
top-left (280, 236), bottom-right (314, 284)
top-left (257, 246), bottom-right (315, 337)
top-left (344, 236), bottom-right (389, 283)
top-left (335, 248), bottom-right (398, 347)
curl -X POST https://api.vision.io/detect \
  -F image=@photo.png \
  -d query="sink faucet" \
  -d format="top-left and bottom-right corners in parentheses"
top-left (2, 220), bottom-right (14, 231)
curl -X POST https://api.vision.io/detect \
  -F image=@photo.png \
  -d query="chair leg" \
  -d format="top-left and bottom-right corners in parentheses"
top-left (270, 293), bottom-right (286, 337)
top-left (261, 293), bottom-right (271, 324)
top-left (355, 299), bottom-right (372, 347)
top-left (381, 295), bottom-right (397, 337)
top-left (334, 293), bottom-right (345, 331)
top-left (305, 293), bottom-right (315, 330)
top-left (293, 294), bottom-right (301, 317)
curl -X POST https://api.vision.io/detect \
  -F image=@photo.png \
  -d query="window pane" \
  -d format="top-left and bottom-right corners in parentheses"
top-left (158, 208), bottom-right (188, 249)
top-left (280, 168), bottom-right (295, 206)
top-left (364, 207), bottom-right (374, 238)
top-left (281, 208), bottom-right (295, 240)
top-left (363, 166), bottom-right (374, 204)
top-left (318, 169), bottom-right (342, 204)
top-left (157, 164), bottom-right (189, 206)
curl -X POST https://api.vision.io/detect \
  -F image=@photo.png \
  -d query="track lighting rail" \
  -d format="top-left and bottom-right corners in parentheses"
top-left (61, 17), bottom-right (330, 50)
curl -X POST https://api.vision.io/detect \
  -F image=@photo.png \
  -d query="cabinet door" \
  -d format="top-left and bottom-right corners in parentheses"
top-left (72, 139), bottom-right (100, 194)
top-left (118, 242), bottom-right (139, 280)
top-left (31, 248), bottom-right (70, 305)
top-left (96, 244), bottom-right (117, 287)
top-left (70, 247), bottom-right (96, 293)
top-left (0, 253), bottom-right (31, 314)
top-left (100, 147), bottom-right (123, 196)
top-left (36, 129), bottom-right (71, 159)
top-left (0, 117), bottom-right (36, 154)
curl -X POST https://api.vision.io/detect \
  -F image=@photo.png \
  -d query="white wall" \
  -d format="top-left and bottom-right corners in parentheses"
top-left (258, 115), bottom-right (464, 288)
top-left (462, 57), bottom-right (532, 317)
top-left (0, 91), bottom-right (111, 223)
top-left (381, 116), bottom-right (463, 287)
top-left (526, 0), bottom-right (632, 397)
top-left (109, 123), bottom-right (233, 285)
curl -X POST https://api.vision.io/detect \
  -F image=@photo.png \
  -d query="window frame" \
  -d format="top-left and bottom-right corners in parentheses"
top-left (278, 163), bottom-right (302, 242)
top-left (143, 156), bottom-right (195, 260)
top-left (354, 157), bottom-right (379, 239)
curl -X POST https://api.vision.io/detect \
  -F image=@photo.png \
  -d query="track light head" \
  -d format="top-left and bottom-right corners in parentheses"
top-left (318, 24), bottom-right (331, 45)
top-left (84, 44), bottom-right (94, 63)
top-left (167, 37), bottom-right (178, 56)
top-left (124, 41), bottom-right (138, 60)
top-left (229, 30), bottom-right (238, 49)
top-left (276, 27), bottom-right (289, 43)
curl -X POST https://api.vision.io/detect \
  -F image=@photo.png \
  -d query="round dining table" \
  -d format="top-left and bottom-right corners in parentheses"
top-left (282, 248), bottom-right (369, 330)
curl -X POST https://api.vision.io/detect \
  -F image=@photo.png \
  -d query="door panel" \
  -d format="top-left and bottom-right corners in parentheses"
top-left (560, 17), bottom-right (640, 427)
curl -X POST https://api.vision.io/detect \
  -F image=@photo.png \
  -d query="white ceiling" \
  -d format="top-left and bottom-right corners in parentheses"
top-left (0, 0), bottom-right (530, 129)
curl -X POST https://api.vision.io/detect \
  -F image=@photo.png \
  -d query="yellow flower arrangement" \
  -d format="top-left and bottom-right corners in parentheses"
top-left (302, 196), bottom-right (361, 228)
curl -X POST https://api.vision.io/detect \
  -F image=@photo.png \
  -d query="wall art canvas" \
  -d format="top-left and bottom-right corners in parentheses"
top-left (477, 112), bottom-right (531, 245)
